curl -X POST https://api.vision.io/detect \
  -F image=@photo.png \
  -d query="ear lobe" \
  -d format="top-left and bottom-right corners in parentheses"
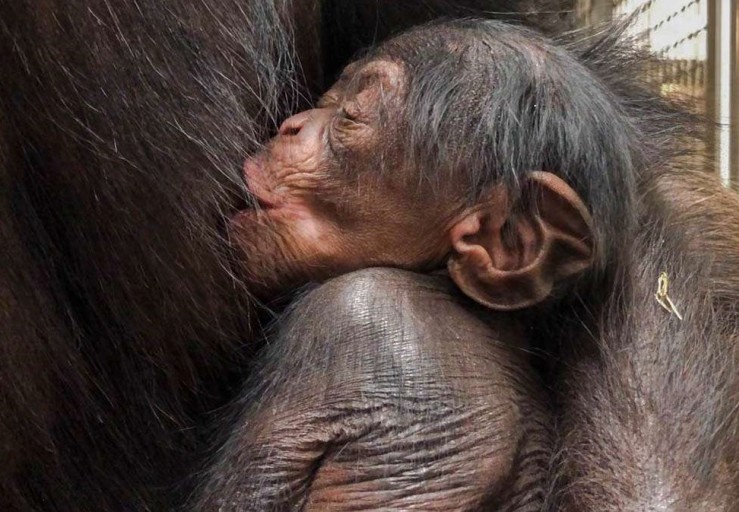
top-left (447, 171), bottom-right (595, 310)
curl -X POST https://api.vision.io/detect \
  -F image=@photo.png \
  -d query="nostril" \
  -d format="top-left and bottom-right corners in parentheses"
top-left (278, 117), bottom-right (303, 136)
top-left (282, 125), bottom-right (300, 136)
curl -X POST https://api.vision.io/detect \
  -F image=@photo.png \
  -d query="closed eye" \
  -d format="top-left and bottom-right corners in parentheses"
top-left (338, 101), bottom-right (371, 126)
top-left (339, 106), bottom-right (358, 122)
top-left (317, 95), bottom-right (338, 109)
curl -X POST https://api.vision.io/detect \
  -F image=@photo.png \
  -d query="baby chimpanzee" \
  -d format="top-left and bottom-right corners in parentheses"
top-left (209, 18), bottom-right (705, 511)
top-left (230, 20), bottom-right (617, 311)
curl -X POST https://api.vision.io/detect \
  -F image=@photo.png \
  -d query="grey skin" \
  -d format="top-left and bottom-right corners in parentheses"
top-left (195, 269), bottom-right (550, 511)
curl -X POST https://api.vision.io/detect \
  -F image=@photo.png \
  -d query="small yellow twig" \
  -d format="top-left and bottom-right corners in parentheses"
top-left (655, 272), bottom-right (683, 321)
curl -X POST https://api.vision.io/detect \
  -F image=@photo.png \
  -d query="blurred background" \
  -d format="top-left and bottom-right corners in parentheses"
top-left (574, 0), bottom-right (738, 185)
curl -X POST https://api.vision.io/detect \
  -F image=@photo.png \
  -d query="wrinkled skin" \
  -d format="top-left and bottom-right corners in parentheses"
top-left (210, 20), bottom-right (739, 512)
top-left (205, 171), bottom-right (739, 512)
top-left (0, 2), bottom-right (576, 510)
top-left (5, 0), bottom-right (739, 510)
top-left (228, 51), bottom-right (593, 309)
top-left (229, 60), bottom-right (462, 298)
top-left (196, 269), bottom-right (550, 511)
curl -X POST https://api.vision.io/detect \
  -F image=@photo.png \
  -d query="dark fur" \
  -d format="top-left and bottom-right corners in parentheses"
top-left (370, 19), bottom-right (699, 294)
top-left (194, 18), bottom-right (739, 511)
top-left (6, 0), bottom-right (732, 509)
top-left (371, 19), bottom-right (739, 509)
top-left (0, 1), bottom-right (295, 508)
top-left (0, 1), bottom-right (575, 510)
top-left (320, 0), bottom-right (575, 83)
top-left (550, 168), bottom-right (739, 510)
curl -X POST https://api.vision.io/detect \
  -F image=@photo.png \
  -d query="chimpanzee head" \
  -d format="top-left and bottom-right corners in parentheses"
top-left (230, 20), bottom-right (641, 308)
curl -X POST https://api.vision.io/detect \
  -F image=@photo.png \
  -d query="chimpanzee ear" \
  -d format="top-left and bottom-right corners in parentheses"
top-left (447, 171), bottom-right (595, 310)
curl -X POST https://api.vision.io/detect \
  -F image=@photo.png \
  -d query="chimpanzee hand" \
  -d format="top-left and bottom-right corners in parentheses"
top-left (193, 269), bottom-right (550, 511)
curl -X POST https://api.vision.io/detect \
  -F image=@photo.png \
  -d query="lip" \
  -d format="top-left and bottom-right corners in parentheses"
top-left (242, 157), bottom-right (282, 210)
top-left (252, 194), bottom-right (277, 209)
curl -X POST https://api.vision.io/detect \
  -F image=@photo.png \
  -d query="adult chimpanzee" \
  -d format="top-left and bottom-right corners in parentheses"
top-left (196, 20), bottom-right (739, 511)
top-left (0, 1), bottom-right (577, 511)
top-left (3, 2), bottom-right (738, 512)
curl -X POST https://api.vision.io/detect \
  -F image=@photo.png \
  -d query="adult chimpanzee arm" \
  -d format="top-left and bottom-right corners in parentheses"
top-left (551, 169), bottom-right (739, 510)
top-left (194, 268), bottom-right (550, 511)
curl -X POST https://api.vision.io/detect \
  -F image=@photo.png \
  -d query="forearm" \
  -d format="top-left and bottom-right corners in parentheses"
top-left (192, 269), bottom-right (550, 511)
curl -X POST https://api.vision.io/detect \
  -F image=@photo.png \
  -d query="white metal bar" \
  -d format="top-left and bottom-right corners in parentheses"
top-left (715, 0), bottom-right (734, 186)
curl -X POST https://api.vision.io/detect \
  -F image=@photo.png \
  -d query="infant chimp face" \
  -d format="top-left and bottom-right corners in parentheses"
top-left (229, 40), bottom-right (595, 310)
top-left (229, 59), bottom-right (459, 299)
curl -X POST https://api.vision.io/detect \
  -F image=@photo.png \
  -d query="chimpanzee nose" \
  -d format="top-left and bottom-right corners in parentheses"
top-left (277, 108), bottom-right (332, 138)
top-left (278, 111), bottom-right (311, 136)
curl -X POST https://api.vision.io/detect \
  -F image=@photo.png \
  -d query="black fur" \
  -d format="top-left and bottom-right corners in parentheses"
top-left (0, 1), bottom-right (574, 510)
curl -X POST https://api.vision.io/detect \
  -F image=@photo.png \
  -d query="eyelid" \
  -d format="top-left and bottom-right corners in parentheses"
top-left (318, 92), bottom-right (340, 108)
top-left (339, 106), bottom-right (359, 121)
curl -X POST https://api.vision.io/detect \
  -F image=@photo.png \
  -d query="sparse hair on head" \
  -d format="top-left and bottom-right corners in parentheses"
top-left (362, 18), bottom-right (701, 287)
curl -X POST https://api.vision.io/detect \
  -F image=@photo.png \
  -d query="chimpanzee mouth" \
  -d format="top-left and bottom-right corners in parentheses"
top-left (249, 190), bottom-right (278, 210)
top-left (228, 183), bottom-right (275, 213)
top-left (241, 181), bottom-right (279, 211)
top-left (240, 158), bottom-right (284, 212)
